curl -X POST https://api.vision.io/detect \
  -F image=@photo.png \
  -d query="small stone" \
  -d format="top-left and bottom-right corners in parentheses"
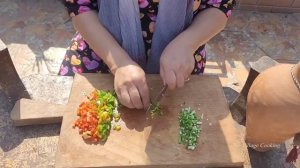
top-left (209, 123), bottom-right (212, 126)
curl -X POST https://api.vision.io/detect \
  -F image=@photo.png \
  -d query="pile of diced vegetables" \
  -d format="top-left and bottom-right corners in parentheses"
top-left (73, 89), bottom-right (202, 149)
top-left (73, 90), bottom-right (120, 142)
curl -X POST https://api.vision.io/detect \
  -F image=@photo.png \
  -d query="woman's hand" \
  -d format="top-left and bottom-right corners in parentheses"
top-left (160, 39), bottom-right (195, 90)
top-left (114, 63), bottom-right (150, 109)
top-left (71, 12), bottom-right (150, 109)
top-left (160, 8), bottom-right (228, 90)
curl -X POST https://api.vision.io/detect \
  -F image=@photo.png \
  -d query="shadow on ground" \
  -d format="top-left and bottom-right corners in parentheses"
top-left (0, 90), bottom-right (61, 153)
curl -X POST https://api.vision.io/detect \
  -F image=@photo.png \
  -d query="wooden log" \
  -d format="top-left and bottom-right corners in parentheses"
top-left (0, 39), bottom-right (30, 103)
top-left (10, 98), bottom-right (74, 126)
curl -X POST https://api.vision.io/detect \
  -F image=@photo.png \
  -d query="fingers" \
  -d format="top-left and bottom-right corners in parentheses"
top-left (128, 86), bottom-right (144, 109)
top-left (184, 70), bottom-right (190, 82)
top-left (118, 88), bottom-right (134, 109)
top-left (116, 83), bottom-right (149, 109)
top-left (137, 82), bottom-right (150, 109)
top-left (175, 72), bottom-right (185, 88)
top-left (161, 62), bottom-right (190, 90)
top-left (113, 64), bottom-right (149, 109)
top-left (164, 69), bottom-right (177, 90)
top-left (160, 64), bottom-right (166, 85)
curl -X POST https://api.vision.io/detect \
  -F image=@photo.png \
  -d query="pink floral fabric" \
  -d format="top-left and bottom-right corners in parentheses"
top-left (60, 0), bottom-right (236, 76)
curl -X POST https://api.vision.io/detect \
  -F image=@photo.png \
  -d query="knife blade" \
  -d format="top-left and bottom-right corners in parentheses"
top-left (145, 84), bottom-right (168, 114)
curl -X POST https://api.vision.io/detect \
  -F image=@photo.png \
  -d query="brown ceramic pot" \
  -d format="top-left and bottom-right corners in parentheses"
top-left (246, 62), bottom-right (300, 151)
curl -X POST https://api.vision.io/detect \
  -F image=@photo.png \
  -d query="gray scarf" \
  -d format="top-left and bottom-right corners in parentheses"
top-left (98, 0), bottom-right (194, 73)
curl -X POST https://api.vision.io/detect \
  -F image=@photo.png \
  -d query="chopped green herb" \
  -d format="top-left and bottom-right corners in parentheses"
top-left (178, 107), bottom-right (202, 150)
top-left (150, 102), bottom-right (163, 119)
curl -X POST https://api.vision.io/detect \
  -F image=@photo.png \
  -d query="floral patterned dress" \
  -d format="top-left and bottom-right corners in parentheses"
top-left (59, 0), bottom-right (236, 76)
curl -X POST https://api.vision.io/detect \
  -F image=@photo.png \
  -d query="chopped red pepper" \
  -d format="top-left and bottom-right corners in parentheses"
top-left (73, 90), bottom-right (120, 142)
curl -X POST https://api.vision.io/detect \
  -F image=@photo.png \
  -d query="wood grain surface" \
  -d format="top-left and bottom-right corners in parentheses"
top-left (55, 73), bottom-right (244, 167)
top-left (10, 99), bottom-right (75, 126)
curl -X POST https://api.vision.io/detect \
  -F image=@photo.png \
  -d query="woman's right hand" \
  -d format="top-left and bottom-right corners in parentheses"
top-left (114, 63), bottom-right (150, 109)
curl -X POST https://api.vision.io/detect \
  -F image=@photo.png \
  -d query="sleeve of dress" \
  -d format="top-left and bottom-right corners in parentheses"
top-left (64, 0), bottom-right (99, 17)
top-left (195, 0), bottom-right (236, 17)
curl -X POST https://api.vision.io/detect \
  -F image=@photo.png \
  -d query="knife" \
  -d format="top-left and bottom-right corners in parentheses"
top-left (145, 84), bottom-right (168, 114)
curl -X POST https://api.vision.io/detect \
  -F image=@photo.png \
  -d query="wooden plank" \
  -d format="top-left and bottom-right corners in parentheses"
top-left (56, 74), bottom-right (244, 167)
top-left (9, 74), bottom-right (74, 126)
top-left (10, 99), bottom-right (75, 126)
top-left (0, 39), bottom-right (30, 103)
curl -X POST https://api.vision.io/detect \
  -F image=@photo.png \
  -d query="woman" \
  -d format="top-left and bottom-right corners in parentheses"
top-left (59, 0), bottom-right (236, 109)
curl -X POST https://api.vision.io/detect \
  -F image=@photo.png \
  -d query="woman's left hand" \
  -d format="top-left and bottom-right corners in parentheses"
top-left (160, 39), bottom-right (195, 90)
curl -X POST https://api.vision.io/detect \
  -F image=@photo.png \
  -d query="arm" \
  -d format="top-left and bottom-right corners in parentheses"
top-left (72, 11), bottom-right (134, 75)
top-left (160, 0), bottom-right (235, 89)
top-left (66, 1), bottom-right (149, 109)
top-left (175, 8), bottom-right (227, 52)
top-left (180, 0), bottom-right (236, 50)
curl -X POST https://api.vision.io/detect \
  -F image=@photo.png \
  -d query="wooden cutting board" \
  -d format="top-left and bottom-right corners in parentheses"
top-left (55, 74), bottom-right (244, 168)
